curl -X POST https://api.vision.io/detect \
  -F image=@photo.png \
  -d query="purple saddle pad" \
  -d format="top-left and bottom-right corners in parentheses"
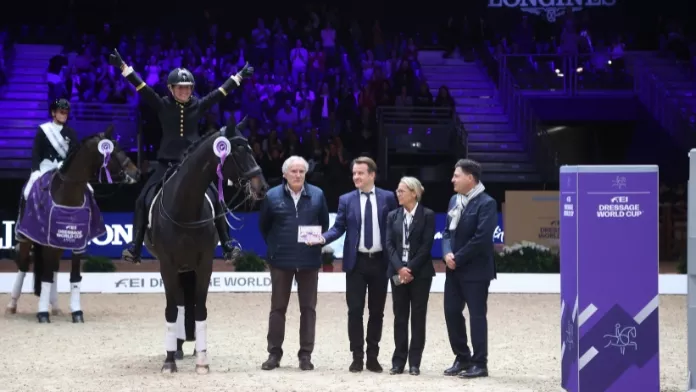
top-left (16, 171), bottom-right (106, 251)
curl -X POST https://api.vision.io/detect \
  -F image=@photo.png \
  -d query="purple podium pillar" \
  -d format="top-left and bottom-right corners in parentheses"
top-left (560, 165), bottom-right (659, 392)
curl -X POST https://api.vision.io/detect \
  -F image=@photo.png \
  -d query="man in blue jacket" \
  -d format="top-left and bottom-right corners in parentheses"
top-left (314, 156), bottom-right (398, 373)
top-left (258, 155), bottom-right (330, 372)
top-left (441, 159), bottom-right (498, 379)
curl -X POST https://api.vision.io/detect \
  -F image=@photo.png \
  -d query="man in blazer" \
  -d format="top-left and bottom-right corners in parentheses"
top-left (441, 159), bottom-right (498, 379)
top-left (314, 156), bottom-right (398, 373)
top-left (385, 176), bottom-right (436, 376)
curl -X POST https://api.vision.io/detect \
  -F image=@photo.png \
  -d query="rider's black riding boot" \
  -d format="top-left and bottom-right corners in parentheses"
top-left (123, 200), bottom-right (146, 263)
top-left (214, 201), bottom-right (240, 262)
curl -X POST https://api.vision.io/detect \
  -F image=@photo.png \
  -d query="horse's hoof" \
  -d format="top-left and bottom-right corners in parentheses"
top-left (71, 311), bottom-right (84, 323)
top-left (195, 365), bottom-right (210, 375)
top-left (37, 312), bottom-right (50, 323)
top-left (5, 306), bottom-right (16, 315)
top-left (52, 308), bottom-right (63, 316)
top-left (192, 349), bottom-right (197, 357)
top-left (174, 350), bottom-right (184, 360)
top-left (161, 362), bottom-right (177, 373)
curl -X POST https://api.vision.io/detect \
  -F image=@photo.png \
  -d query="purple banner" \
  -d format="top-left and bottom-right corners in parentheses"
top-left (560, 166), bottom-right (659, 392)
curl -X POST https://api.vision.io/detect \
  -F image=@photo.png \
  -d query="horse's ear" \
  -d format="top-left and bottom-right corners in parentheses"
top-left (104, 125), bottom-right (114, 138)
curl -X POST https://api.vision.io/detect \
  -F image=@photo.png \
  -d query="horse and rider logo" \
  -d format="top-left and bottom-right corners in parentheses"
top-left (612, 176), bottom-right (627, 189)
top-left (603, 323), bottom-right (637, 355)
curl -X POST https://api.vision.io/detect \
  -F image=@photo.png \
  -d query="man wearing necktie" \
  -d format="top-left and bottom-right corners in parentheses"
top-left (313, 156), bottom-right (398, 373)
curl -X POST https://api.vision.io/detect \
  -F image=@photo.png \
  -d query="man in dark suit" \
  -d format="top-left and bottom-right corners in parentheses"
top-left (314, 156), bottom-right (398, 373)
top-left (385, 176), bottom-right (436, 376)
top-left (441, 159), bottom-right (498, 378)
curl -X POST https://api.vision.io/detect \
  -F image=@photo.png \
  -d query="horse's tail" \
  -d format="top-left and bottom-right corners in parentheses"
top-left (33, 245), bottom-right (44, 297)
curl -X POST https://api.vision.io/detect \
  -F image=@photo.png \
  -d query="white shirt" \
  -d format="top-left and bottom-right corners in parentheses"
top-left (403, 203), bottom-right (418, 230)
top-left (359, 187), bottom-right (382, 252)
top-left (286, 184), bottom-right (303, 207)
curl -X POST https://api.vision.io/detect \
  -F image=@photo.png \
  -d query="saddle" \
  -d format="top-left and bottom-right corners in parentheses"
top-left (145, 174), bottom-right (219, 230)
top-left (16, 171), bottom-right (106, 251)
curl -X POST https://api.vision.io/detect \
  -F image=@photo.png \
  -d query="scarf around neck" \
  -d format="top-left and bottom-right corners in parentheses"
top-left (448, 182), bottom-right (485, 230)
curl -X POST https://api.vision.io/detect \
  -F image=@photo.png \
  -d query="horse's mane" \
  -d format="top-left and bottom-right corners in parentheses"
top-left (177, 128), bottom-right (221, 166)
top-left (58, 133), bottom-right (100, 174)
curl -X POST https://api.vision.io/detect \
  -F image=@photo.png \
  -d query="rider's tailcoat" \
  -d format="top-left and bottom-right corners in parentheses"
top-left (121, 66), bottom-right (242, 162)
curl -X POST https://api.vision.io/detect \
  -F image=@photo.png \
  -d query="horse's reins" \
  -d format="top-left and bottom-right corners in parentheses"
top-left (48, 135), bottom-right (135, 198)
top-left (156, 129), bottom-right (261, 229)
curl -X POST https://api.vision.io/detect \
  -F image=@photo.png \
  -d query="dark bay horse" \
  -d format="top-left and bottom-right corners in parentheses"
top-left (7, 126), bottom-right (140, 323)
top-left (145, 121), bottom-right (267, 374)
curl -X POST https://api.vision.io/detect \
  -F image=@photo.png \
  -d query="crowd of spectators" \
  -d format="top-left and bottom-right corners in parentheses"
top-left (44, 13), bottom-right (464, 188)
top-left (470, 11), bottom-right (693, 90)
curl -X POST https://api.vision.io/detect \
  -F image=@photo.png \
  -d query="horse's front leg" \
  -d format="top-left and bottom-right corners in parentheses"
top-left (161, 264), bottom-right (183, 374)
top-left (69, 252), bottom-right (84, 323)
top-left (194, 260), bottom-right (213, 375)
top-left (175, 271), bottom-right (197, 360)
top-left (36, 247), bottom-right (62, 323)
top-left (5, 241), bottom-right (32, 314)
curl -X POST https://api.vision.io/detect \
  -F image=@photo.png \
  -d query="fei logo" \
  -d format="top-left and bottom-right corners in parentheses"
top-left (610, 196), bottom-right (629, 203)
top-left (487, 0), bottom-right (617, 22)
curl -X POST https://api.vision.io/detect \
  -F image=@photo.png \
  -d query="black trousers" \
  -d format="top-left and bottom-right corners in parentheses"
top-left (391, 276), bottom-right (432, 368)
top-left (346, 253), bottom-right (388, 358)
top-left (444, 272), bottom-right (490, 366)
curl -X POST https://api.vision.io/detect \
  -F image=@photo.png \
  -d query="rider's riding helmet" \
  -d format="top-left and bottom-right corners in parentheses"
top-left (167, 68), bottom-right (195, 87)
top-left (50, 98), bottom-right (71, 113)
top-left (49, 98), bottom-right (71, 120)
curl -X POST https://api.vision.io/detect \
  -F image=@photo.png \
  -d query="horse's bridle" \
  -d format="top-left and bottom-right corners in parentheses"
top-left (157, 128), bottom-right (262, 229)
top-left (57, 134), bottom-right (134, 185)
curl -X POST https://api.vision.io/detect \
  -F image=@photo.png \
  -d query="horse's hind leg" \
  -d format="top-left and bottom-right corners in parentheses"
top-left (69, 252), bottom-right (84, 323)
top-left (194, 262), bottom-right (212, 375)
top-left (6, 241), bottom-right (32, 314)
top-left (36, 247), bottom-right (61, 323)
top-left (161, 265), bottom-right (184, 373)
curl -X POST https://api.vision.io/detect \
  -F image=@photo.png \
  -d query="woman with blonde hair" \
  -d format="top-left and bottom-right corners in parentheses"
top-left (385, 176), bottom-right (436, 376)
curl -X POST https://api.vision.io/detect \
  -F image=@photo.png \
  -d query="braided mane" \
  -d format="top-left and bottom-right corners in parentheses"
top-left (58, 133), bottom-right (101, 174)
top-left (177, 128), bottom-right (221, 166)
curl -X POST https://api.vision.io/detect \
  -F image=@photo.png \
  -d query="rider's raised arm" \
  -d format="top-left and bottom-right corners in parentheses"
top-left (198, 63), bottom-right (253, 113)
top-left (197, 74), bottom-right (242, 113)
top-left (119, 65), bottom-right (165, 112)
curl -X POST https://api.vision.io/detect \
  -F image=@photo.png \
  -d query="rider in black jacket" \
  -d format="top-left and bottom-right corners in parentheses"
top-left (109, 49), bottom-right (254, 263)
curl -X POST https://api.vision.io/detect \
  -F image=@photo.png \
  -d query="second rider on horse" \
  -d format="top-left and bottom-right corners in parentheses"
top-left (109, 49), bottom-right (254, 263)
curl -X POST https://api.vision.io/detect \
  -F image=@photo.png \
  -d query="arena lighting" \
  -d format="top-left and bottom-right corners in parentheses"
top-left (576, 67), bottom-right (584, 73)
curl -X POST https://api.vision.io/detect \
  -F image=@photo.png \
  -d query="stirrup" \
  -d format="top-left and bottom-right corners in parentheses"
top-left (122, 246), bottom-right (142, 264)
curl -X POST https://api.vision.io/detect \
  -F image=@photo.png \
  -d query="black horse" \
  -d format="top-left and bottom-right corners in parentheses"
top-left (144, 120), bottom-right (267, 374)
top-left (8, 126), bottom-right (140, 323)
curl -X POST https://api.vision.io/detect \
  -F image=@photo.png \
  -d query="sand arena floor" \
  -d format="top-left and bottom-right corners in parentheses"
top-left (0, 293), bottom-right (687, 392)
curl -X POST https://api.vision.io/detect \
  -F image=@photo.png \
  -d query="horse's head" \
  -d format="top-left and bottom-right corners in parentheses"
top-left (216, 116), bottom-right (268, 200)
top-left (80, 125), bottom-right (141, 184)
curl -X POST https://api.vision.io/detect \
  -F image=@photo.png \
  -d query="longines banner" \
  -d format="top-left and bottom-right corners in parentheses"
top-left (487, 0), bottom-right (618, 22)
top-left (0, 212), bottom-right (505, 259)
top-left (504, 191), bottom-right (559, 248)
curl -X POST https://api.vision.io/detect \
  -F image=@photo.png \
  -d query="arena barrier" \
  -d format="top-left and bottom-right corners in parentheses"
top-left (0, 212), bottom-right (505, 258)
top-left (0, 272), bottom-right (686, 295)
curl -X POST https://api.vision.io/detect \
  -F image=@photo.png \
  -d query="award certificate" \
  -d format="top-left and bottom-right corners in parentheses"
top-left (298, 225), bottom-right (322, 243)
